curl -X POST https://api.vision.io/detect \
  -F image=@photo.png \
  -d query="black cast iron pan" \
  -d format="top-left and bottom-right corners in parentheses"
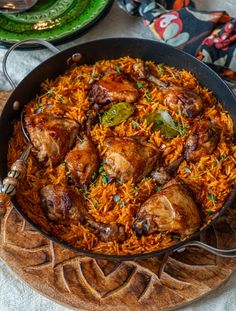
top-left (0, 38), bottom-right (236, 260)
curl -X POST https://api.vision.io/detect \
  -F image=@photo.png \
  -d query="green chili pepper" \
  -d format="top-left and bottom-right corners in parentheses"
top-left (101, 102), bottom-right (135, 127)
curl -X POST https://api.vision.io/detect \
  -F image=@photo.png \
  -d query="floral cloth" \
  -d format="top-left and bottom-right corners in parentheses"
top-left (116, 0), bottom-right (236, 81)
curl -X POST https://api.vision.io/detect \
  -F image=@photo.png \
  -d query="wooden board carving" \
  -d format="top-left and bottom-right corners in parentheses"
top-left (1, 91), bottom-right (236, 311)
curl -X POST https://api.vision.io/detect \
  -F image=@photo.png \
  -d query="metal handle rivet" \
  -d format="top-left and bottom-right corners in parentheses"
top-left (13, 100), bottom-right (20, 111)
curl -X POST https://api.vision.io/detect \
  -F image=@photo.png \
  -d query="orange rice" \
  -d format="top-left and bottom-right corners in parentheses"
top-left (8, 57), bottom-right (236, 255)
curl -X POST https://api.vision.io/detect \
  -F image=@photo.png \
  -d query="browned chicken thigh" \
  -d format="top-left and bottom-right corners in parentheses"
top-left (25, 113), bottom-right (79, 166)
top-left (133, 179), bottom-right (201, 237)
top-left (103, 137), bottom-right (159, 183)
top-left (65, 136), bottom-right (99, 187)
top-left (162, 86), bottom-right (203, 118)
top-left (41, 184), bottom-right (126, 243)
top-left (91, 68), bottom-right (139, 104)
top-left (41, 184), bottom-right (87, 224)
top-left (185, 120), bottom-right (220, 162)
top-left (132, 61), bottom-right (203, 117)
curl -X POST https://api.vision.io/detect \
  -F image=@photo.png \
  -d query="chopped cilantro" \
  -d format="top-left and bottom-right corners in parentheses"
top-left (208, 194), bottom-right (216, 201)
top-left (220, 155), bottom-right (228, 161)
top-left (132, 120), bottom-right (139, 129)
top-left (98, 166), bottom-right (104, 174)
top-left (102, 176), bottom-right (108, 184)
top-left (206, 209), bottom-right (214, 215)
top-left (157, 64), bottom-right (165, 76)
top-left (115, 65), bottom-right (121, 73)
top-left (136, 82), bottom-right (143, 89)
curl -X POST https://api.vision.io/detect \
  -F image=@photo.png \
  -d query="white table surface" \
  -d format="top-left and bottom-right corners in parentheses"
top-left (0, 1), bottom-right (236, 310)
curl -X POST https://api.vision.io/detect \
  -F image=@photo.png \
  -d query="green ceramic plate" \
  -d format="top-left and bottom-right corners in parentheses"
top-left (0, 0), bottom-right (113, 46)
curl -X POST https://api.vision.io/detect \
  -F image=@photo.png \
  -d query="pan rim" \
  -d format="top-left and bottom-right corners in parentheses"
top-left (1, 37), bottom-right (236, 260)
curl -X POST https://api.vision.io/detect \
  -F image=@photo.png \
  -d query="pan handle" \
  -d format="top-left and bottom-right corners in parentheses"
top-left (2, 39), bottom-right (60, 89)
top-left (0, 143), bottom-right (32, 217)
top-left (176, 240), bottom-right (236, 257)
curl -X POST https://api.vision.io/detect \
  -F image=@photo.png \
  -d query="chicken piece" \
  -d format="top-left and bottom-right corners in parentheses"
top-left (133, 179), bottom-right (201, 237)
top-left (132, 61), bottom-right (165, 86)
top-left (132, 61), bottom-right (149, 80)
top-left (86, 219), bottom-right (126, 243)
top-left (91, 68), bottom-right (139, 104)
top-left (103, 137), bottom-right (159, 183)
top-left (41, 184), bottom-right (87, 224)
top-left (151, 167), bottom-right (171, 185)
top-left (25, 113), bottom-right (79, 166)
top-left (65, 136), bottom-right (99, 187)
top-left (41, 184), bottom-right (126, 243)
top-left (162, 86), bottom-right (203, 118)
top-left (185, 120), bottom-right (220, 162)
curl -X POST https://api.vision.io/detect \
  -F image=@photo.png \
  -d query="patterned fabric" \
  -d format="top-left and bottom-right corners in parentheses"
top-left (116, 0), bottom-right (236, 81)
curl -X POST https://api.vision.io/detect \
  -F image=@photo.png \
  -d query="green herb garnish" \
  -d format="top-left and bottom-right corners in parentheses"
top-left (102, 176), bottom-right (108, 184)
top-left (136, 82), bottom-right (143, 89)
top-left (206, 209), bottom-right (214, 215)
top-left (115, 65), bottom-right (121, 73)
top-left (208, 194), bottom-right (216, 201)
top-left (220, 155), bottom-right (228, 161)
top-left (91, 172), bottom-right (97, 180)
top-left (144, 88), bottom-right (152, 101)
top-left (157, 64), bottom-right (165, 76)
top-left (98, 166), bottom-right (104, 174)
top-left (93, 200), bottom-right (100, 208)
top-left (132, 120), bottom-right (139, 129)
top-left (58, 96), bottom-right (64, 103)
top-left (46, 89), bottom-right (55, 98)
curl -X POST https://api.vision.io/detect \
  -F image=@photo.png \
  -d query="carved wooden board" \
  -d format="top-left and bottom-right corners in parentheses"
top-left (1, 91), bottom-right (236, 311)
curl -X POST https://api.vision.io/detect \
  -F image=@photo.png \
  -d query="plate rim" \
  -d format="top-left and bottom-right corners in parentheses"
top-left (0, 0), bottom-right (114, 48)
